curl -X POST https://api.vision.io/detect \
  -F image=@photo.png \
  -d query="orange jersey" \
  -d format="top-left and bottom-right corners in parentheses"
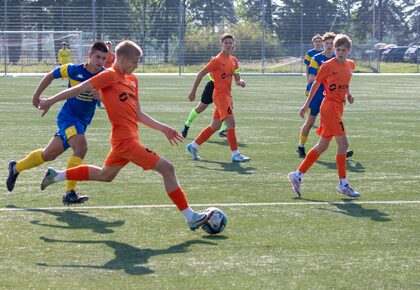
top-left (89, 67), bottom-right (139, 142)
top-left (104, 51), bottom-right (115, 68)
top-left (205, 52), bottom-right (239, 100)
top-left (315, 58), bottom-right (355, 103)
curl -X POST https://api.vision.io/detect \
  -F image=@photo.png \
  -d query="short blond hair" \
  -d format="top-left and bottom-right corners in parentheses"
top-left (115, 40), bottom-right (143, 59)
top-left (334, 34), bottom-right (352, 49)
top-left (312, 34), bottom-right (322, 42)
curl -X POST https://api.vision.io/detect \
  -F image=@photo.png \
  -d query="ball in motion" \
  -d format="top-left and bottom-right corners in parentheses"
top-left (202, 207), bottom-right (227, 235)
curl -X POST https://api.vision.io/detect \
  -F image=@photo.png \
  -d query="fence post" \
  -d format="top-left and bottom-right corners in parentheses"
top-left (261, 0), bottom-right (265, 74)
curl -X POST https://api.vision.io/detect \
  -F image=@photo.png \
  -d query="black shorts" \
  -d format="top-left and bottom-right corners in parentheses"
top-left (201, 81), bottom-right (214, 105)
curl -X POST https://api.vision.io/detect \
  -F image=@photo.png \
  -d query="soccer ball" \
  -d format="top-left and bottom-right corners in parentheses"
top-left (202, 207), bottom-right (227, 235)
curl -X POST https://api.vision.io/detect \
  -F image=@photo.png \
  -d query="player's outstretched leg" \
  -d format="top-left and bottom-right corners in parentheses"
top-left (186, 143), bottom-right (201, 160)
top-left (287, 171), bottom-right (302, 198)
top-left (336, 183), bottom-right (360, 198)
top-left (182, 125), bottom-right (190, 138)
top-left (189, 210), bottom-right (214, 231)
top-left (62, 190), bottom-right (89, 206)
top-left (296, 146), bottom-right (306, 158)
top-left (6, 161), bottom-right (19, 192)
top-left (232, 153), bottom-right (251, 162)
top-left (40, 167), bottom-right (59, 190)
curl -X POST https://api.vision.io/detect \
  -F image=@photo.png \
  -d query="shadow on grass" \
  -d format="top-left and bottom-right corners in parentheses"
top-left (206, 138), bottom-right (249, 148)
top-left (296, 199), bottom-right (391, 222)
top-left (6, 205), bottom-right (124, 234)
top-left (37, 237), bottom-right (215, 275)
top-left (323, 201), bottom-right (391, 222)
top-left (194, 159), bottom-right (256, 175)
top-left (315, 159), bottom-right (365, 173)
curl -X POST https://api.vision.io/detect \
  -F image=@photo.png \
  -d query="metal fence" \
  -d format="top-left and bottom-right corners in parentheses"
top-left (1, 3), bottom-right (419, 74)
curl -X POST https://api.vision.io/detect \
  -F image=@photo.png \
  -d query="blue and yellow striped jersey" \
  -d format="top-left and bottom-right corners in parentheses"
top-left (304, 48), bottom-right (323, 67)
top-left (53, 63), bottom-right (105, 125)
top-left (308, 52), bottom-right (335, 92)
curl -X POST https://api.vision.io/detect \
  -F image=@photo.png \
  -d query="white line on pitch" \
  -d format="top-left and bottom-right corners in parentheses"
top-left (0, 200), bottom-right (419, 212)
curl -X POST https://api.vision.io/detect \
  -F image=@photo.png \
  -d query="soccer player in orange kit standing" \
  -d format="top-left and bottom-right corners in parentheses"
top-left (287, 34), bottom-right (361, 199)
top-left (38, 40), bottom-right (214, 231)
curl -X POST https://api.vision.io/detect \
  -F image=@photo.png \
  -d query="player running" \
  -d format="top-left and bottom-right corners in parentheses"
top-left (38, 40), bottom-right (214, 230)
top-left (181, 41), bottom-right (238, 139)
top-left (6, 41), bottom-right (108, 205)
top-left (288, 34), bottom-right (361, 198)
top-left (185, 33), bottom-right (249, 162)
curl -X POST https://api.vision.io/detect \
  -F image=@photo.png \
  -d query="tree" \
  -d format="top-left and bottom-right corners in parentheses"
top-left (273, 0), bottom-right (338, 56)
top-left (236, 0), bottom-right (278, 32)
top-left (187, 0), bottom-right (237, 29)
top-left (352, 0), bottom-right (417, 44)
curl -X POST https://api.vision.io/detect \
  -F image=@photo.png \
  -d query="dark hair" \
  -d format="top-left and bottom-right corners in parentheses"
top-left (322, 32), bottom-right (336, 42)
top-left (334, 34), bottom-right (352, 49)
top-left (90, 41), bottom-right (109, 54)
top-left (220, 33), bottom-right (235, 43)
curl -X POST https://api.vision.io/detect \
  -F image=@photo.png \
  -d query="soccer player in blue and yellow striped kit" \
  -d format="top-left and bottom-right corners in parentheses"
top-left (6, 41), bottom-right (109, 205)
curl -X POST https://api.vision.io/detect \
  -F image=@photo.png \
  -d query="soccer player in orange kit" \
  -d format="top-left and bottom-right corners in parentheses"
top-left (287, 34), bottom-right (360, 199)
top-left (185, 33), bottom-right (250, 162)
top-left (38, 40), bottom-right (214, 231)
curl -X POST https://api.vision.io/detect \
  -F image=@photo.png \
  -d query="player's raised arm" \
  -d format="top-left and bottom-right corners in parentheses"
top-left (32, 71), bottom-right (55, 108)
top-left (188, 67), bottom-right (209, 102)
top-left (136, 102), bottom-right (183, 145)
top-left (38, 81), bottom-right (94, 117)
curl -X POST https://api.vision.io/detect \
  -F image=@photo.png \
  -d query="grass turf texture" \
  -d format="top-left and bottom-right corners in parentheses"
top-left (0, 75), bottom-right (419, 289)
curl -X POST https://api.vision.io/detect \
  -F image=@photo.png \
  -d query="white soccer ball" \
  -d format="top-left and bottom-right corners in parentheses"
top-left (202, 207), bottom-right (227, 235)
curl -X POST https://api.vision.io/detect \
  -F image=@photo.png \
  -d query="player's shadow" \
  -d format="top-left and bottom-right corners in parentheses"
top-left (206, 139), bottom-right (249, 148)
top-left (194, 159), bottom-right (256, 175)
top-left (6, 205), bottom-right (124, 234)
top-left (37, 237), bottom-right (215, 275)
top-left (315, 159), bottom-right (365, 173)
top-left (311, 200), bottom-right (391, 222)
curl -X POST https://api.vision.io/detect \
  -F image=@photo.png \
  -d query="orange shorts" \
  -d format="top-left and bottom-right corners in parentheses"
top-left (213, 95), bottom-right (234, 120)
top-left (316, 99), bottom-right (345, 139)
top-left (104, 138), bottom-right (160, 170)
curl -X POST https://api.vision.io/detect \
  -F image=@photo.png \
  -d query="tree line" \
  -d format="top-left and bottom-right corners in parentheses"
top-left (1, 0), bottom-right (419, 64)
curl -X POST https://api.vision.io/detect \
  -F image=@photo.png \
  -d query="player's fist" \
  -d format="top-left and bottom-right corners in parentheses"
top-left (299, 105), bottom-right (308, 119)
top-left (188, 92), bottom-right (196, 102)
top-left (236, 79), bottom-right (246, 88)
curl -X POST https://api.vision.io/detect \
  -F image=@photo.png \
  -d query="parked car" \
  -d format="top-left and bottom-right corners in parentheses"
top-left (403, 46), bottom-right (420, 63)
top-left (381, 46), bottom-right (409, 62)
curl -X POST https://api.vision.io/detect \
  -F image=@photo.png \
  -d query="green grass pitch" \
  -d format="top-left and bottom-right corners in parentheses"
top-left (0, 75), bottom-right (419, 289)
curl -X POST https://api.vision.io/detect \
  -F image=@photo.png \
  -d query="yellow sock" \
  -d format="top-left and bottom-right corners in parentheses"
top-left (15, 149), bottom-right (45, 173)
top-left (299, 135), bottom-right (308, 147)
top-left (66, 156), bottom-right (83, 192)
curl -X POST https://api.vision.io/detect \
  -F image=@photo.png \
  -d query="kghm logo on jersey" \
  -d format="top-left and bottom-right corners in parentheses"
top-left (119, 92), bottom-right (135, 102)
top-left (329, 83), bottom-right (348, 92)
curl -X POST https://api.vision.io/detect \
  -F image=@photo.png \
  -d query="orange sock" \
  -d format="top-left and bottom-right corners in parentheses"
top-left (195, 126), bottom-right (215, 145)
top-left (226, 128), bottom-right (238, 151)
top-left (336, 153), bottom-right (346, 179)
top-left (66, 165), bottom-right (89, 181)
top-left (167, 187), bottom-right (189, 211)
top-left (298, 149), bottom-right (321, 173)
